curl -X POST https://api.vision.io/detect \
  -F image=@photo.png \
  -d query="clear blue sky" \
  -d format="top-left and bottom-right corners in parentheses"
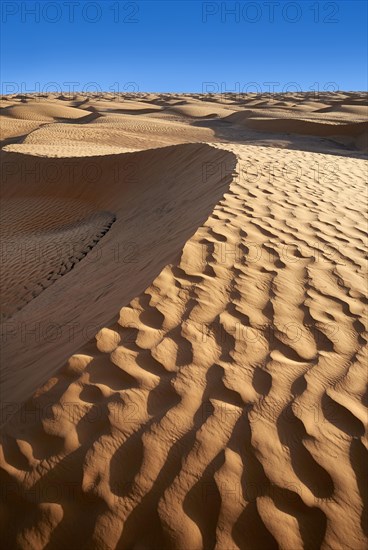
top-left (1, 0), bottom-right (367, 93)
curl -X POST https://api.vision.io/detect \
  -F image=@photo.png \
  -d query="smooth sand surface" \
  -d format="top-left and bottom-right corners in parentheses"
top-left (0, 92), bottom-right (367, 550)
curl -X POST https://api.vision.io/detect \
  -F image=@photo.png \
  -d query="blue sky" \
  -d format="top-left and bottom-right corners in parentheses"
top-left (1, 0), bottom-right (367, 93)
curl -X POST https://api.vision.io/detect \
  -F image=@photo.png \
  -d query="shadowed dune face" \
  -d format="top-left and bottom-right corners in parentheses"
top-left (0, 143), bottom-right (237, 408)
top-left (1, 198), bottom-right (116, 319)
top-left (0, 93), bottom-right (367, 550)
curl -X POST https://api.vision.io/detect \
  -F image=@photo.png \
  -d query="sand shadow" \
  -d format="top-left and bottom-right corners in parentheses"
top-left (1, 143), bottom-right (237, 412)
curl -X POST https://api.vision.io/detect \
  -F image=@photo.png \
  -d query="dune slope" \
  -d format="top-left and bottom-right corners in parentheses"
top-left (1, 142), bottom-right (367, 550)
top-left (0, 143), bottom-right (236, 409)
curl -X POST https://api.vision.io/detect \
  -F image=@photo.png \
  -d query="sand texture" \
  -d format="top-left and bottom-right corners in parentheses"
top-left (0, 92), bottom-right (367, 550)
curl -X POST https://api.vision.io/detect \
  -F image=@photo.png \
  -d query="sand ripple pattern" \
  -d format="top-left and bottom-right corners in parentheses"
top-left (1, 198), bottom-right (116, 319)
top-left (0, 145), bottom-right (367, 550)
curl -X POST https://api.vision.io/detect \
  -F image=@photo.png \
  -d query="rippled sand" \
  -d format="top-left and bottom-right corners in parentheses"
top-left (1, 92), bottom-right (367, 550)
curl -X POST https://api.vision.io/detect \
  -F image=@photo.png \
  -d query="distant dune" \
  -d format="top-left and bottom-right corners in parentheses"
top-left (1, 101), bottom-right (97, 121)
top-left (0, 92), bottom-right (367, 550)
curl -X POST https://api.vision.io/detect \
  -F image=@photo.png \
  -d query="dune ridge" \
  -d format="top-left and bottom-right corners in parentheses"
top-left (0, 142), bottom-right (237, 409)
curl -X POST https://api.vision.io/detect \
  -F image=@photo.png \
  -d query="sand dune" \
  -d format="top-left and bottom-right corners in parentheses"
top-left (315, 104), bottom-right (368, 116)
top-left (0, 116), bottom-right (44, 145)
top-left (0, 143), bottom-right (236, 407)
top-left (81, 99), bottom-right (164, 115)
top-left (1, 101), bottom-right (97, 122)
top-left (166, 103), bottom-right (235, 119)
top-left (223, 108), bottom-right (368, 151)
top-left (3, 115), bottom-right (215, 153)
top-left (0, 93), bottom-right (367, 550)
top-left (242, 117), bottom-right (367, 136)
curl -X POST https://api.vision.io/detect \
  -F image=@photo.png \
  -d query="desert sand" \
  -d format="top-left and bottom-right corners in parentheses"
top-left (0, 92), bottom-right (367, 550)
